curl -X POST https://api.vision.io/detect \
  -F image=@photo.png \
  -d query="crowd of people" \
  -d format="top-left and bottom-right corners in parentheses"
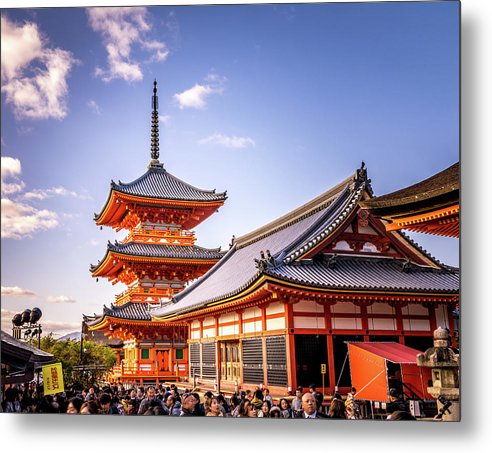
top-left (2, 381), bottom-right (418, 420)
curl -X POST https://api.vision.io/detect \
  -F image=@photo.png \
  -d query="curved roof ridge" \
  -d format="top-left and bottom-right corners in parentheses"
top-left (235, 174), bottom-right (354, 249)
top-left (113, 165), bottom-right (227, 199)
top-left (361, 162), bottom-right (459, 209)
top-left (281, 182), bottom-right (361, 262)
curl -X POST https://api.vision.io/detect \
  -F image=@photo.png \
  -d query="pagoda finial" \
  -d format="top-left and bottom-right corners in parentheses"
top-left (149, 79), bottom-right (163, 168)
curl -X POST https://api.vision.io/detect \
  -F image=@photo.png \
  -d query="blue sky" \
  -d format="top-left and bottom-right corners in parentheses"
top-left (1, 2), bottom-right (459, 337)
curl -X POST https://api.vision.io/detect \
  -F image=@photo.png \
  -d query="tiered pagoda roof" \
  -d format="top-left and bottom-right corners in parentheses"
top-left (360, 162), bottom-right (459, 237)
top-left (151, 163), bottom-right (459, 320)
top-left (90, 242), bottom-right (224, 276)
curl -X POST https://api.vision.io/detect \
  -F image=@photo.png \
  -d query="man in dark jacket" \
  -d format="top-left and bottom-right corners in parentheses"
top-left (294, 392), bottom-right (323, 419)
top-left (386, 388), bottom-right (407, 416)
top-left (137, 387), bottom-right (167, 415)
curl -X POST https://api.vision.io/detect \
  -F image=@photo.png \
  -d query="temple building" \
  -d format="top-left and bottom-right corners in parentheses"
top-left (84, 82), bottom-right (227, 385)
top-left (150, 163), bottom-right (459, 396)
top-left (360, 162), bottom-right (459, 238)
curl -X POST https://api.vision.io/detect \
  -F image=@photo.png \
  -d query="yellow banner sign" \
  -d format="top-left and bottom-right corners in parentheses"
top-left (42, 362), bottom-right (65, 395)
top-left (321, 364), bottom-right (327, 374)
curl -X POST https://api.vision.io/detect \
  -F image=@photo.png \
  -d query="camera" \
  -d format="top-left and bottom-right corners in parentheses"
top-left (435, 395), bottom-right (452, 419)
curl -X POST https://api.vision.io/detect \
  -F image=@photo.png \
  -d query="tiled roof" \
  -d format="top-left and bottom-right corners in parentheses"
top-left (107, 241), bottom-right (224, 260)
top-left (151, 208), bottom-right (330, 317)
top-left (103, 302), bottom-right (152, 320)
top-left (111, 165), bottom-right (227, 202)
top-left (264, 255), bottom-right (459, 293)
top-left (150, 164), bottom-right (458, 320)
top-left (151, 170), bottom-right (365, 318)
top-left (85, 303), bottom-right (153, 326)
top-left (361, 162), bottom-right (459, 210)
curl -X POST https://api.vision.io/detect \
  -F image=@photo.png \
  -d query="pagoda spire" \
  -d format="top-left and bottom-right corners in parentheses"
top-left (149, 79), bottom-right (163, 168)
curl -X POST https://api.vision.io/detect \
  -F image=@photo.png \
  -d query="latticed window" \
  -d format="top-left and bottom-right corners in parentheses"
top-left (141, 349), bottom-right (150, 360)
top-left (175, 349), bottom-right (183, 360)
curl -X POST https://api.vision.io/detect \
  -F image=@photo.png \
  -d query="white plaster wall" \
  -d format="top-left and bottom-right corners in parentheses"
top-left (367, 303), bottom-right (395, 315)
top-left (266, 302), bottom-right (285, 315)
top-left (243, 307), bottom-right (261, 320)
top-left (331, 317), bottom-right (362, 330)
top-left (294, 299), bottom-right (324, 313)
top-left (332, 240), bottom-right (352, 251)
top-left (293, 316), bottom-right (326, 329)
top-left (219, 323), bottom-right (239, 336)
top-left (202, 327), bottom-right (215, 338)
top-left (331, 302), bottom-right (361, 314)
top-left (403, 304), bottom-right (429, 316)
top-left (203, 316), bottom-right (215, 327)
top-left (266, 317), bottom-right (286, 331)
top-left (191, 330), bottom-right (201, 340)
top-left (403, 319), bottom-right (431, 331)
top-left (219, 312), bottom-right (238, 324)
top-left (243, 320), bottom-right (263, 333)
top-left (368, 318), bottom-right (396, 330)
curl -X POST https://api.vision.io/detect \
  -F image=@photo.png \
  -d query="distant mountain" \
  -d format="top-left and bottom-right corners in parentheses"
top-left (58, 331), bottom-right (82, 341)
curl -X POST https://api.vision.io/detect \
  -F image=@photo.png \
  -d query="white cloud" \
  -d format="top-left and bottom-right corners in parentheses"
top-left (198, 133), bottom-right (256, 149)
top-left (1, 198), bottom-right (59, 239)
top-left (23, 186), bottom-right (92, 201)
top-left (1, 16), bottom-right (76, 120)
top-left (46, 295), bottom-right (76, 304)
top-left (174, 84), bottom-right (215, 110)
top-left (1, 286), bottom-right (36, 297)
top-left (1, 156), bottom-right (26, 195)
top-left (174, 72), bottom-right (226, 110)
top-left (87, 99), bottom-right (101, 115)
top-left (87, 7), bottom-right (168, 82)
top-left (159, 114), bottom-right (171, 124)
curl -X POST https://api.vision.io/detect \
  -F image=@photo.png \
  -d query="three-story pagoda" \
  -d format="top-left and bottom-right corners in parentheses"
top-left (85, 81), bottom-right (227, 384)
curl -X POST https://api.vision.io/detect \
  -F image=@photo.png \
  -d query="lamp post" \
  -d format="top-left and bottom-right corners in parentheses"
top-left (12, 307), bottom-right (43, 346)
top-left (12, 308), bottom-right (43, 389)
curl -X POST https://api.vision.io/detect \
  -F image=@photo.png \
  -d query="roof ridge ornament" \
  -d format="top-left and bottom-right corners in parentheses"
top-left (149, 79), bottom-right (163, 169)
top-left (353, 161), bottom-right (374, 196)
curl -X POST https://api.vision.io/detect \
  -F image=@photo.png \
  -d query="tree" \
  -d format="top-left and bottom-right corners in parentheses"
top-left (35, 334), bottom-right (117, 389)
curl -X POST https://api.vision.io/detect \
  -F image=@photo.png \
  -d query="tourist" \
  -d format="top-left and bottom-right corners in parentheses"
top-left (259, 400), bottom-right (271, 418)
top-left (164, 394), bottom-right (181, 416)
top-left (295, 392), bottom-right (321, 419)
top-left (206, 396), bottom-right (224, 417)
top-left (386, 388), bottom-right (407, 416)
top-left (251, 389), bottom-right (264, 410)
top-left (137, 386), bottom-right (167, 415)
top-left (179, 393), bottom-right (197, 416)
top-left (263, 388), bottom-right (273, 405)
top-left (99, 392), bottom-right (119, 414)
top-left (237, 399), bottom-right (257, 418)
top-left (291, 387), bottom-right (303, 415)
top-left (80, 400), bottom-right (99, 414)
top-left (66, 396), bottom-right (84, 414)
top-left (270, 405), bottom-right (282, 418)
top-left (327, 397), bottom-right (346, 419)
top-left (279, 398), bottom-right (293, 418)
top-left (345, 387), bottom-right (360, 419)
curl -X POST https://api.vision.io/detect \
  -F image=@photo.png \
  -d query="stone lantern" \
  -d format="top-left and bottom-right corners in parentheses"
top-left (416, 327), bottom-right (460, 421)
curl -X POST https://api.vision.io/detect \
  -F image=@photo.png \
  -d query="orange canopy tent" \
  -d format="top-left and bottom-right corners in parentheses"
top-left (347, 342), bottom-right (432, 402)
